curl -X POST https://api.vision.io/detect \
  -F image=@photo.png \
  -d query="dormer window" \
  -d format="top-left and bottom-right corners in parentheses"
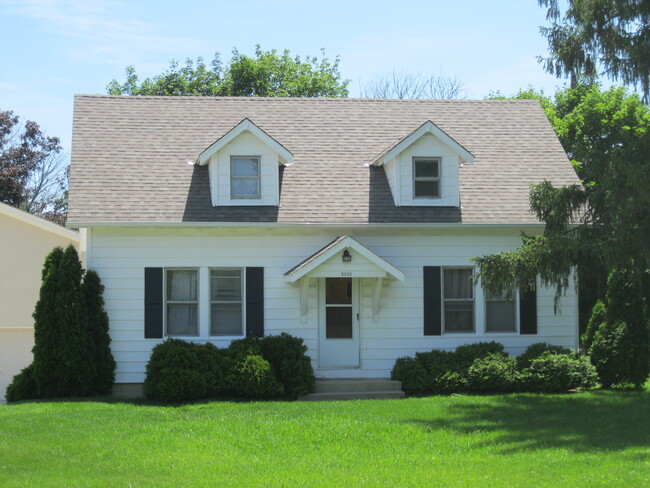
top-left (231, 156), bottom-right (261, 199)
top-left (413, 157), bottom-right (441, 199)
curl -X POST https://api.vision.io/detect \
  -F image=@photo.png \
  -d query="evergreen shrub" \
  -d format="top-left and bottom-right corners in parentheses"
top-left (391, 356), bottom-right (428, 395)
top-left (465, 354), bottom-right (519, 393)
top-left (233, 354), bottom-right (283, 399)
top-left (143, 339), bottom-right (219, 402)
top-left (260, 333), bottom-right (315, 399)
top-left (523, 352), bottom-right (598, 393)
top-left (5, 365), bottom-right (38, 403)
top-left (516, 342), bottom-right (574, 369)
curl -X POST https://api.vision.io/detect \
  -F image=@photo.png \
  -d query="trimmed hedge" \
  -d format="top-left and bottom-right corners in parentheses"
top-left (516, 342), bottom-right (573, 369)
top-left (392, 341), bottom-right (597, 396)
top-left (143, 333), bottom-right (314, 403)
top-left (465, 354), bottom-right (519, 393)
top-left (522, 352), bottom-right (598, 393)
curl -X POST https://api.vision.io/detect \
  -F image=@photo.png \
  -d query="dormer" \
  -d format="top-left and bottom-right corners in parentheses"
top-left (197, 119), bottom-right (293, 206)
top-left (370, 121), bottom-right (474, 207)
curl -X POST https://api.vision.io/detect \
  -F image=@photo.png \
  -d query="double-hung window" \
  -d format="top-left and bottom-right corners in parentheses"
top-left (210, 269), bottom-right (243, 336)
top-left (443, 268), bottom-right (474, 332)
top-left (166, 269), bottom-right (199, 336)
top-left (413, 157), bottom-right (441, 198)
top-left (231, 156), bottom-right (261, 199)
top-left (485, 289), bottom-right (517, 332)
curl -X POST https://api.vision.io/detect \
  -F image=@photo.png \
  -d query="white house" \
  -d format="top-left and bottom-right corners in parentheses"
top-left (67, 96), bottom-right (580, 393)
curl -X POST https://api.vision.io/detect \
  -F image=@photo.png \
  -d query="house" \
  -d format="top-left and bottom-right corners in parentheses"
top-left (0, 202), bottom-right (82, 401)
top-left (67, 96), bottom-right (580, 395)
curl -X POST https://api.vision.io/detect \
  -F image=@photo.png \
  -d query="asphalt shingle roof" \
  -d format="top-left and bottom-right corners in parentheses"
top-left (68, 95), bottom-right (578, 225)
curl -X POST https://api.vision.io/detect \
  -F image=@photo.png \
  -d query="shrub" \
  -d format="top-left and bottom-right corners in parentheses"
top-left (233, 354), bottom-right (283, 399)
top-left (5, 365), bottom-right (38, 403)
top-left (391, 356), bottom-right (429, 395)
top-left (523, 352), bottom-right (598, 393)
top-left (260, 333), bottom-right (315, 399)
top-left (591, 268), bottom-right (650, 387)
top-left (453, 342), bottom-right (505, 371)
top-left (589, 320), bottom-right (638, 388)
top-left (465, 354), bottom-right (519, 393)
top-left (516, 342), bottom-right (574, 370)
top-left (143, 339), bottom-right (221, 402)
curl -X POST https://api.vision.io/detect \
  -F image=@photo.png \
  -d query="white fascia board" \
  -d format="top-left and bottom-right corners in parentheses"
top-left (285, 236), bottom-right (404, 283)
top-left (197, 118), bottom-right (293, 166)
top-left (0, 202), bottom-right (80, 242)
top-left (377, 120), bottom-right (474, 166)
top-left (66, 221), bottom-right (547, 230)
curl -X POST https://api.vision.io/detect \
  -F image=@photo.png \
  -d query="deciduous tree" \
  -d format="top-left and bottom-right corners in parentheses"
top-left (107, 46), bottom-right (349, 98)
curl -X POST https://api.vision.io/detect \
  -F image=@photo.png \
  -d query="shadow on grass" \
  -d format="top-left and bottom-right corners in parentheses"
top-left (407, 390), bottom-right (650, 453)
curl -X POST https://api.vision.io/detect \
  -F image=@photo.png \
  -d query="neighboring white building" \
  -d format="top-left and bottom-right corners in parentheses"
top-left (0, 202), bottom-right (82, 401)
top-left (68, 96), bottom-right (580, 391)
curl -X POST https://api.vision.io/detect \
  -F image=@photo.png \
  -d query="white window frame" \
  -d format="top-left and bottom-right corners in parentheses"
top-left (209, 268), bottom-right (245, 337)
top-left (165, 268), bottom-right (200, 337)
top-left (485, 288), bottom-right (519, 334)
top-left (442, 267), bottom-right (475, 333)
top-left (230, 156), bottom-right (261, 200)
top-left (413, 157), bottom-right (441, 199)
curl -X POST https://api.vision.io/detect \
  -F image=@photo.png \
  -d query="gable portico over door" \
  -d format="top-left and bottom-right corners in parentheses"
top-left (284, 236), bottom-right (405, 371)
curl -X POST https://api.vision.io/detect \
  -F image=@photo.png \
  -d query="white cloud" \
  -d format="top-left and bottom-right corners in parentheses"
top-left (6, 0), bottom-right (203, 66)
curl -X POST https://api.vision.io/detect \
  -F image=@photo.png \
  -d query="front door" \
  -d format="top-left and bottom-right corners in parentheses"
top-left (318, 278), bottom-right (360, 368)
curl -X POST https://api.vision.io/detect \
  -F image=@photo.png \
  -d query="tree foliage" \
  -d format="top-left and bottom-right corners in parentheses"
top-left (107, 46), bottom-right (349, 98)
top-left (476, 83), bottom-right (650, 300)
top-left (475, 82), bottom-right (650, 386)
top-left (361, 69), bottom-right (466, 99)
top-left (538, 0), bottom-right (650, 101)
top-left (0, 109), bottom-right (68, 224)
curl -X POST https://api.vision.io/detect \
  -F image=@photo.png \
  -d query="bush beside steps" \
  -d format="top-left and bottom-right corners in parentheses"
top-left (143, 333), bottom-right (315, 403)
top-left (391, 342), bottom-right (599, 395)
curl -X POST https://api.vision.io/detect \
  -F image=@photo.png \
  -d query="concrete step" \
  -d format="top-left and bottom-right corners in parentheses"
top-left (300, 390), bottom-right (405, 401)
top-left (314, 378), bottom-right (403, 393)
top-left (299, 378), bottom-right (405, 401)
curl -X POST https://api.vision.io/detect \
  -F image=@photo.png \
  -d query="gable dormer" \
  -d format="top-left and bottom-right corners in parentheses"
top-left (197, 119), bottom-right (293, 206)
top-left (371, 121), bottom-right (474, 207)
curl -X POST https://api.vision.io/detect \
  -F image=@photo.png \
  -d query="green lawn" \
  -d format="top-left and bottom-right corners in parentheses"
top-left (1, 390), bottom-right (649, 487)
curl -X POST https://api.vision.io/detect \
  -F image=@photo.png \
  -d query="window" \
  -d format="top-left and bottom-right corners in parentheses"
top-left (413, 157), bottom-right (441, 198)
top-left (443, 268), bottom-right (474, 332)
top-left (231, 156), bottom-right (261, 199)
top-left (166, 269), bottom-right (198, 336)
top-left (486, 289), bottom-right (517, 332)
top-left (210, 269), bottom-right (243, 336)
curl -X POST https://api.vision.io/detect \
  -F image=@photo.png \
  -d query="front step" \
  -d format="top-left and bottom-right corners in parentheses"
top-left (300, 379), bottom-right (405, 401)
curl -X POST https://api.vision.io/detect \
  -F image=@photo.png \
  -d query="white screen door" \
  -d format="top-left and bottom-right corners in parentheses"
top-left (318, 278), bottom-right (360, 368)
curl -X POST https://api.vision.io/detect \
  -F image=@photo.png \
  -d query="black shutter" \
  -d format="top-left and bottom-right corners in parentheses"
top-left (423, 266), bottom-right (442, 336)
top-left (144, 267), bottom-right (163, 339)
top-left (246, 267), bottom-right (264, 337)
top-left (520, 283), bottom-right (537, 335)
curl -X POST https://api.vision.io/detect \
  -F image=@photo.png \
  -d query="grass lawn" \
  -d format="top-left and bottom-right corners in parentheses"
top-left (1, 389), bottom-right (649, 487)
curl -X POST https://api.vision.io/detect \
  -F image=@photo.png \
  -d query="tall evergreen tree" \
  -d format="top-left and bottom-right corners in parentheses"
top-left (82, 270), bottom-right (116, 394)
top-left (18, 245), bottom-right (115, 400)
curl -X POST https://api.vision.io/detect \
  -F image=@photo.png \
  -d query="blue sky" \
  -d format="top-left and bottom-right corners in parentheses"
top-left (0, 0), bottom-right (572, 154)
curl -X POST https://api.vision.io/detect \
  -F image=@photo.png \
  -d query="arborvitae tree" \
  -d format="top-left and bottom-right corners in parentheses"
top-left (31, 246), bottom-right (65, 397)
top-left (15, 245), bottom-right (113, 400)
top-left (82, 270), bottom-right (116, 394)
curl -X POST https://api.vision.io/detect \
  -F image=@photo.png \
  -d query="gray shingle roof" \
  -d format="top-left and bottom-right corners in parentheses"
top-left (68, 95), bottom-right (578, 225)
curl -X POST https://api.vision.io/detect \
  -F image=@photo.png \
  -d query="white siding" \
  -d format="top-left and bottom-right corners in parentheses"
top-left (209, 132), bottom-right (280, 206)
top-left (88, 226), bottom-right (577, 382)
top-left (383, 133), bottom-right (461, 207)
